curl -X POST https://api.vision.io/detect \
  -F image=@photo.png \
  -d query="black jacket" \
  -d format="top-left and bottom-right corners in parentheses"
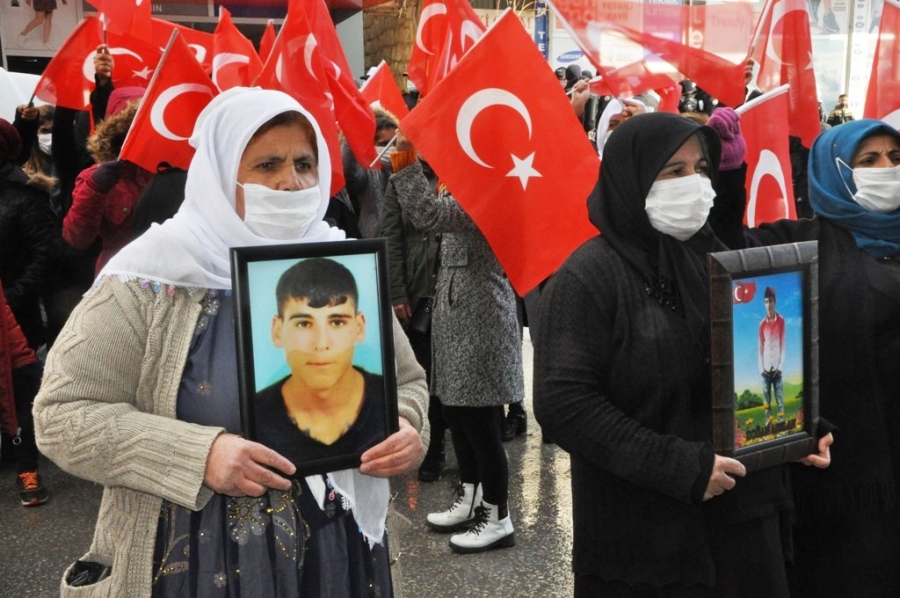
top-left (0, 163), bottom-right (58, 348)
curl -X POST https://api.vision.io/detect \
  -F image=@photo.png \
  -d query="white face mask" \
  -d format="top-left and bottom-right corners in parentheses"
top-left (238, 182), bottom-right (321, 240)
top-left (849, 162), bottom-right (900, 213)
top-left (645, 174), bottom-right (716, 241)
top-left (374, 145), bottom-right (393, 169)
top-left (38, 133), bottom-right (52, 154)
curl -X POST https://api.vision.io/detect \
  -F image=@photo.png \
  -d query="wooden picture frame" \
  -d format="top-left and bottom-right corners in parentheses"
top-left (708, 241), bottom-right (819, 473)
top-left (231, 239), bottom-right (398, 476)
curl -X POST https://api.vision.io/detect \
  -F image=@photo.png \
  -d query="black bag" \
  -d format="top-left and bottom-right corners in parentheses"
top-left (408, 296), bottom-right (434, 337)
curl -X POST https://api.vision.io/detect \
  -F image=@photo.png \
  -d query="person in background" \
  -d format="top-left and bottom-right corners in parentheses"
top-left (63, 87), bottom-right (152, 275)
top-left (34, 87), bottom-right (428, 597)
top-left (380, 154), bottom-right (445, 481)
top-left (555, 66), bottom-right (567, 87)
top-left (18, 0), bottom-right (67, 46)
top-left (0, 118), bottom-right (56, 351)
top-left (705, 107), bottom-right (749, 249)
top-left (826, 94), bottom-right (854, 127)
top-left (595, 97), bottom-right (647, 159)
top-left (342, 107), bottom-right (398, 238)
top-left (0, 279), bottom-right (47, 507)
top-left (534, 112), bottom-right (831, 597)
top-left (389, 131), bottom-right (523, 554)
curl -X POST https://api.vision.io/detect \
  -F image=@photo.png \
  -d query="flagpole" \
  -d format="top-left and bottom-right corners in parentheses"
top-left (748, 0), bottom-right (775, 57)
top-left (369, 133), bottom-right (397, 168)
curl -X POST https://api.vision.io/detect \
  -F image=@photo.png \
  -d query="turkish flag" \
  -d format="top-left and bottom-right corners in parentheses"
top-left (407, 0), bottom-right (486, 97)
top-left (33, 16), bottom-right (160, 110)
top-left (360, 60), bottom-right (409, 120)
top-left (303, 0), bottom-right (377, 168)
top-left (87, 0), bottom-right (152, 38)
top-left (259, 19), bottom-right (277, 64)
top-left (735, 85), bottom-right (797, 226)
top-left (400, 10), bottom-right (599, 295)
top-left (733, 281), bottom-right (757, 304)
top-left (656, 84), bottom-right (682, 114)
top-left (256, 0), bottom-right (345, 196)
top-left (120, 31), bottom-right (218, 173)
top-left (749, 0), bottom-right (821, 147)
top-left (212, 8), bottom-right (263, 91)
top-left (33, 17), bottom-right (101, 110)
top-left (152, 19), bottom-right (215, 73)
top-left (864, 0), bottom-right (900, 126)
top-left (547, 0), bottom-right (752, 108)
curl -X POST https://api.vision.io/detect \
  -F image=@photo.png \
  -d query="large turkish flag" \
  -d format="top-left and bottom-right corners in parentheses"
top-left (401, 10), bottom-right (599, 295)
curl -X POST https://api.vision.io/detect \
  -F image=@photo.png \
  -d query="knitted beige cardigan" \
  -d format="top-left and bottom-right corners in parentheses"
top-left (34, 276), bottom-right (429, 597)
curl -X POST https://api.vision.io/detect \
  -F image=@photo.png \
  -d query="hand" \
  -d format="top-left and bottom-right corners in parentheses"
top-left (703, 455), bottom-right (746, 501)
top-left (359, 417), bottom-right (423, 477)
top-left (91, 161), bottom-right (123, 190)
top-left (94, 44), bottom-right (114, 81)
top-left (393, 302), bottom-right (412, 326)
top-left (569, 80), bottom-right (590, 117)
top-left (621, 99), bottom-right (647, 118)
top-left (799, 432), bottom-right (833, 469)
top-left (17, 105), bottom-right (39, 121)
top-left (394, 128), bottom-right (414, 152)
top-left (203, 433), bottom-right (295, 497)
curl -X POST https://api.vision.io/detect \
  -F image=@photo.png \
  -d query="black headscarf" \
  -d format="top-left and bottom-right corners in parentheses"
top-left (588, 112), bottom-right (723, 351)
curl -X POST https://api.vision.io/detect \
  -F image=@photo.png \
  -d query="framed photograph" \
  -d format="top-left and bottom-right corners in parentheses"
top-left (708, 241), bottom-right (819, 472)
top-left (231, 239), bottom-right (398, 477)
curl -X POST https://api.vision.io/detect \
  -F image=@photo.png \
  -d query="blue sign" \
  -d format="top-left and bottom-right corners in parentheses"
top-left (534, 0), bottom-right (549, 60)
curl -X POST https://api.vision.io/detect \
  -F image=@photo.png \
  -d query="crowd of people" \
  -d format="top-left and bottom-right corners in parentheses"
top-left (0, 23), bottom-right (897, 598)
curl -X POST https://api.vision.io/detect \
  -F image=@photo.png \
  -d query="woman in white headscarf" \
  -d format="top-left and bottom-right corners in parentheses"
top-left (595, 97), bottom-right (646, 159)
top-left (34, 88), bottom-right (429, 598)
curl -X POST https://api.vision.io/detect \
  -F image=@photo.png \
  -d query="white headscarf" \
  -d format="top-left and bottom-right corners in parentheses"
top-left (100, 87), bottom-right (346, 289)
top-left (100, 88), bottom-right (390, 544)
top-left (596, 97), bottom-right (646, 159)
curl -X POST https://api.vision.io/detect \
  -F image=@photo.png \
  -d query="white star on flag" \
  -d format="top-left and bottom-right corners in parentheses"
top-left (506, 152), bottom-right (541, 190)
top-left (134, 66), bottom-right (153, 79)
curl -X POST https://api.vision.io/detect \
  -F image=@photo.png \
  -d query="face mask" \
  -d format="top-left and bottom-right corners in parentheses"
top-left (38, 133), bottom-right (52, 154)
top-left (645, 174), bottom-right (717, 241)
top-left (841, 159), bottom-right (900, 213)
top-left (238, 182), bottom-right (321, 239)
top-left (374, 145), bottom-right (393, 169)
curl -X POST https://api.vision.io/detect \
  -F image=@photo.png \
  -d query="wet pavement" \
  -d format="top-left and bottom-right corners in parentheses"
top-left (0, 331), bottom-right (576, 597)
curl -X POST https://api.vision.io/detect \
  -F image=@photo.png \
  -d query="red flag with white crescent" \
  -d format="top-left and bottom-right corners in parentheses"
top-left (212, 8), bottom-right (263, 91)
top-left (256, 0), bottom-right (345, 196)
top-left (407, 0), bottom-right (486, 97)
top-left (749, 0), bottom-right (821, 147)
top-left (360, 60), bottom-right (410, 120)
top-left (33, 16), bottom-right (161, 111)
top-left (119, 31), bottom-right (219, 173)
top-left (735, 84), bottom-right (797, 226)
top-left (401, 10), bottom-right (599, 295)
top-left (864, 0), bottom-right (900, 127)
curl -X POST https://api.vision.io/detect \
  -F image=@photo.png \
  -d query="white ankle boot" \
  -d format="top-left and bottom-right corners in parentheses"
top-left (448, 500), bottom-right (516, 554)
top-left (426, 482), bottom-right (483, 532)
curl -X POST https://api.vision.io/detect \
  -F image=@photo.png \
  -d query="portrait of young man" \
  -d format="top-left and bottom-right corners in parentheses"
top-left (253, 256), bottom-right (388, 472)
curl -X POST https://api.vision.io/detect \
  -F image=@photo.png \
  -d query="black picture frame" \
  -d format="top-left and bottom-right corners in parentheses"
top-left (708, 241), bottom-right (819, 473)
top-left (231, 239), bottom-right (398, 477)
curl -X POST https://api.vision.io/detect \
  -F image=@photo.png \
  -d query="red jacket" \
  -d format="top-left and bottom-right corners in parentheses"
top-left (0, 280), bottom-right (37, 436)
top-left (64, 160), bottom-right (153, 275)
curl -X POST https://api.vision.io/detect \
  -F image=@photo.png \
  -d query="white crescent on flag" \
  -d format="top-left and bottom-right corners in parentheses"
top-left (456, 88), bottom-right (541, 189)
top-left (416, 3), bottom-right (448, 55)
top-left (150, 83), bottom-right (216, 141)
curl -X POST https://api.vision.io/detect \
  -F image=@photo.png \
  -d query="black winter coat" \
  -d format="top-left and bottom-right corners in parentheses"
top-left (0, 163), bottom-right (58, 348)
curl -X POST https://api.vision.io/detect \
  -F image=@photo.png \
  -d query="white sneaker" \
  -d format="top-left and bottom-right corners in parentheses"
top-left (449, 500), bottom-right (516, 554)
top-left (426, 482), bottom-right (483, 533)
